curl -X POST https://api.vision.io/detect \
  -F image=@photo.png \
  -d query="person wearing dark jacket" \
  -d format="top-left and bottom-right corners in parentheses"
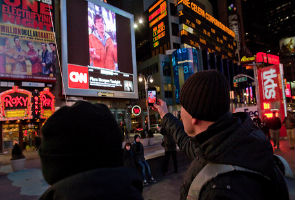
top-left (39, 101), bottom-right (143, 200)
top-left (123, 142), bottom-right (136, 168)
top-left (161, 128), bottom-right (178, 175)
top-left (132, 135), bottom-right (155, 185)
top-left (268, 112), bottom-right (282, 149)
top-left (154, 71), bottom-right (288, 200)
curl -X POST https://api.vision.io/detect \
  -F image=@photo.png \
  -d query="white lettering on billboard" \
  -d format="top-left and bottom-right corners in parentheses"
top-left (69, 72), bottom-right (88, 84)
top-left (262, 69), bottom-right (277, 99)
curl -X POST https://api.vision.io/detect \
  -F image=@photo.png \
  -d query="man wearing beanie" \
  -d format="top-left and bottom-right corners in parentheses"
top-left (154, 70), bottom-right (288, 200)
top-left (39, 101), bottom-right (143, 200)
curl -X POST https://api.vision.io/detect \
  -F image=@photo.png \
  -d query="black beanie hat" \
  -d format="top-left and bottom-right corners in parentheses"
top-left (180, 70), bottom-right (230, 122)
top-left (39, 101), bottom-right (123, 185)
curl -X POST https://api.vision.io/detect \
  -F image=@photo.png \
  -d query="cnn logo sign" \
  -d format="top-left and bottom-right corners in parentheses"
top-left (68, 64), bottom-right (89, 89)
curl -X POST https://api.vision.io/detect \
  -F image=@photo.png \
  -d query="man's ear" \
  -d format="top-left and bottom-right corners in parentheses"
top-left (191, 118), bottom-right (198, 126)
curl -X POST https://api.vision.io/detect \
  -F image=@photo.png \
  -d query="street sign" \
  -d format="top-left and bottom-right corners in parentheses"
top-left (233, 77), bottom-right (247, 83)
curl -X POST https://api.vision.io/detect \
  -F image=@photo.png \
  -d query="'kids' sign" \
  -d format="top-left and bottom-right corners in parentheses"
top-left (0, 86), bottom-right (32, 120)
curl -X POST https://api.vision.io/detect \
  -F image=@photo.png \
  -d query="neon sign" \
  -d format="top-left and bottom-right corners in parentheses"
top-left (32, 90), bottom-right (40, 119)
top-left (149, 0), bottom-right (168, 49)
top-left (256, 52), bottom-right (280, 65)
top-left (0, 86), bottom-right (32, 121)
top-left (132, 105), bottom-right (141, 116)
top-left (40, 88), bottom-right (55, 119)
top-left (241, 56), bottom-right (255, 63)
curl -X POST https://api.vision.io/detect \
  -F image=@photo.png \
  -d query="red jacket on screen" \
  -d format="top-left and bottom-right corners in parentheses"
top-left (89, 34), bottom-right (117, 70)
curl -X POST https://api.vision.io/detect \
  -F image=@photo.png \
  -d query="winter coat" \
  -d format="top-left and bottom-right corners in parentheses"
top-left (161, 128), bottom-right (177, 152)
top-left (268, 117), bottom-right (282, 130)
top-left (161, 112), bottom-right (288, 200)
top-left (123, 149), bottom-right (137, 168)
top-left (39, 167), bottom-right (143, 200)
top-left (132, 142), bottom-right (145, 162)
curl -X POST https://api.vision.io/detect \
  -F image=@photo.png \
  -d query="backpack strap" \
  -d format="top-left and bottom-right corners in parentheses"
top-left (187, 163), bottom-right (270, 200)
top-left (274, 154), bottom-right (294, 178)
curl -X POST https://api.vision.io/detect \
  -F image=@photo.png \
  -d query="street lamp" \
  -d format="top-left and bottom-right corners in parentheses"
top-left (138, 74), bottom-right (153, 132)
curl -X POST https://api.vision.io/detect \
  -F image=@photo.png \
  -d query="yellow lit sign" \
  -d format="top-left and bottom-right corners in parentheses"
top-left (241, 56), bottom-right (256, 63)
top-left (178, 0), bottom-right (235, 38)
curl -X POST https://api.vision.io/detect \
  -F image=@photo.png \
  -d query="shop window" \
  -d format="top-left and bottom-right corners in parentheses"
top-left (2, 124), bottom-right (19, 150)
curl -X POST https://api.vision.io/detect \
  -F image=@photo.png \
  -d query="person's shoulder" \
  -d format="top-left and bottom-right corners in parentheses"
top-left (200, 171), bottom-right (271, 200)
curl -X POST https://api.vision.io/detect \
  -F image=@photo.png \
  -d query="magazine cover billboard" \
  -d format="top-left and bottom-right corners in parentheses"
top-left (0, 0), bottom-right (56, 82)
top-left (62, 0), bottom-right (138, 99)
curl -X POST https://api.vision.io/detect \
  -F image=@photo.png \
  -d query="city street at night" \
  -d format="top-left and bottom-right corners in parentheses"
top-left (0, 0), bottom-right (295, 199)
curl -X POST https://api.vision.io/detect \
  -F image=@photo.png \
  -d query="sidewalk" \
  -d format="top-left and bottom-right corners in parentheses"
top-left (0, 139), bottom-right (294, 200)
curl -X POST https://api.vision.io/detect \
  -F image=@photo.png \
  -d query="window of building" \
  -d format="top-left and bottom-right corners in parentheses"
top-left (172, 23), bottom-right (179, 36)
top-left (170, 3), bottom-right (177, 16)
top-left (173, 43), bottom-right (180, 49)
top-left (163, 62), bottom-right (171, 76)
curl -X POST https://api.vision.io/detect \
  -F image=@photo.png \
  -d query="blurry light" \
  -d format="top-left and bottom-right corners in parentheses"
top-left (267, 50), bottom-right (271, 53)
top-left (149, 77), bottom-right (154, 83)
top-left (134, 23), bottom-right (138, 29)
top-left (139, 18), bottom-right (143, 24)
top-left (138, 76), bottom-right (143, 82)
top-left (245, 32), bottom-right (248, 35)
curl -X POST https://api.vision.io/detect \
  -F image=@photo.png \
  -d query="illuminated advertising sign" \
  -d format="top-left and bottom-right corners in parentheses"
top-left (178, 0), bottom-right (236, 58)
top-left (0, 0), bottom-right (56, 82)
top-left (257, 65), bottom-right (286, 118)
top-left (285, 83), bottom-right (291, 98)
top-left (0, 86), bottom-right (32, 121)
top-left (40, 88), bottom-right (55, 119)
top-left (172, 48), bottom-right (199, 103)
top-left (148, 0), bottom-right (169, 49)
top-left (241, 56), bottom-right (255, 63)
top-left (279, 36), bottom-right (295, 55)
top-left (132, 105), bottom-right (141, 116)
top-left (0, 86), bottom-right (55, 121)
top-left (61, 0), bottom-right (138, 98)
top-left (256, 52), bottom-right (280, 65)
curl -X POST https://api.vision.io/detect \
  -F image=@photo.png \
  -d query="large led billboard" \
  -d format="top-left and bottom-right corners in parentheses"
top-left (61, 0), bottom-right (138, 98)
top-left (177, 0), bottom-right (236, 59)
top-left (0, 0), bottom-right (56, 82)
top-left (148, 0), bottom-right (169, 49)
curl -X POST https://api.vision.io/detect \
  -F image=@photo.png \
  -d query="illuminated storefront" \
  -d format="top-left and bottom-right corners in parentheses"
top-left (0, 86), bottom-right (55, 153)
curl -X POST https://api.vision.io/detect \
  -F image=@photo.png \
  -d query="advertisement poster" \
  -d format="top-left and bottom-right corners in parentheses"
top-left (279, 36), bottom-right (295, 55)
top-left (0, 0), bottom-right (56, 82)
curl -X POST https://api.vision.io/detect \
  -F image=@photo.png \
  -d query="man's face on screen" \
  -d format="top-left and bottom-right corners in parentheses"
top-left (95, 18), bottom-right (105, 36)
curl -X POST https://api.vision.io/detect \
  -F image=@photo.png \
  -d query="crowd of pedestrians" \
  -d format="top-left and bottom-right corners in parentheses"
top-left (252, 110), bottom-right (295, 150)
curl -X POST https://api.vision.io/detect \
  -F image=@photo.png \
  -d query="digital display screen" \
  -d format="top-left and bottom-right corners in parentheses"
top-left (0, 0), bottom-right (56, 82)
top-left (148, 90), bottom-right (157, 104)
top-left (178, 0), bottom-right (236, 59)
top-left (148, 0), bottom-right (169, 49)
top-left (62, 0), bottom-right (137, 98)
